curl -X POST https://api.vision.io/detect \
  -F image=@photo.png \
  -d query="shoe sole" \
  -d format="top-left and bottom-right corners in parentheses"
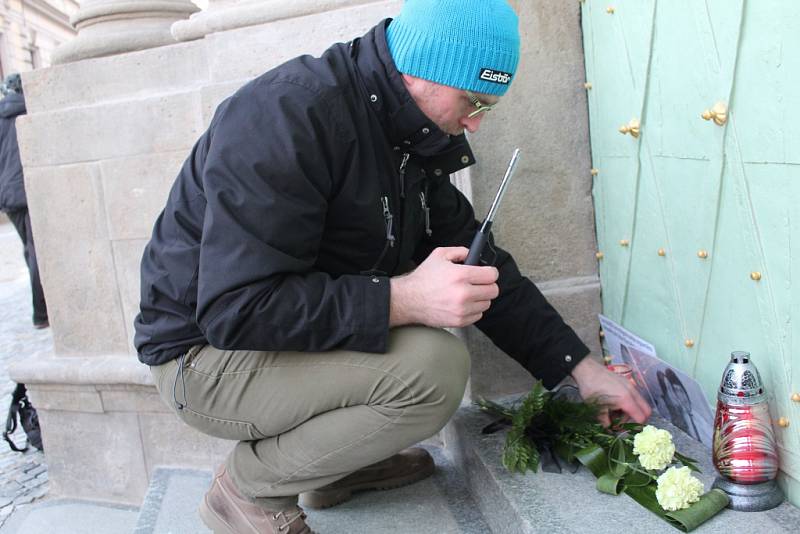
top-left (198, 495), bottom-right (238, 534)
top-left (299, 459), bottom-right (435, 510)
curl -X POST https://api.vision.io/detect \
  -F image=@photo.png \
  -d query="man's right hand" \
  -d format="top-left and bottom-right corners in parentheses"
top-left (389, 247), bottom-right (499, 328)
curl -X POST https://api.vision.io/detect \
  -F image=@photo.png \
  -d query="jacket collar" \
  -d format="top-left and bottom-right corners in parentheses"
top-left (351, 20), bottom-right (475, 176)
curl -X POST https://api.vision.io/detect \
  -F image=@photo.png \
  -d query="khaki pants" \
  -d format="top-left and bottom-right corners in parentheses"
top-left (150, 325), bottom-right (470, 509)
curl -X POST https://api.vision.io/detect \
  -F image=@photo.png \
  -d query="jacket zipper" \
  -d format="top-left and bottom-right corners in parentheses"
top-left (419, 190), bottom-right (432, 237)
top-left (398, 152), bottom-right (410, 199)
top-left (381, 195), bottom-right (395, 247)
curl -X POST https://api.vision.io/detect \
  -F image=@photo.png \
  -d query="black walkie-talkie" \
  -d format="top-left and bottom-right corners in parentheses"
top-left (464, 148), bottom-right (521, 266)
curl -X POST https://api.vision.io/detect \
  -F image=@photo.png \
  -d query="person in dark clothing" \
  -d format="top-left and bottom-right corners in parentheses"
top-left (0, 73), bottom-right (48, 329)
top-left (136, 1), bottom-right (651, 532)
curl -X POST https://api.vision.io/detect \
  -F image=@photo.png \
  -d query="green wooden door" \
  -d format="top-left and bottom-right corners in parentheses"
top-left (582, 0), bottom-right (800, 503)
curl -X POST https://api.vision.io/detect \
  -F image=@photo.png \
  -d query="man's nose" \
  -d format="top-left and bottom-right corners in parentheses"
top-left (461, 114), bottom-right (484, 134)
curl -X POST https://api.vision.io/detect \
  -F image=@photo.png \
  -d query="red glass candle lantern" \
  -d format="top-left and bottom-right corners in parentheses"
top-left (711, 351), bottom-right (783, 511)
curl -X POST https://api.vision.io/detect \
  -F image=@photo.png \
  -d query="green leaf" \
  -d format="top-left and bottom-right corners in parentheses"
top-left (664, 489), bottom-right (730, 532)
top-left (623, 469), bottom-right (654, 488)
top-left (624, 486), bottom-right (730, 532)
top-left (474, 398), bottom-right (514, 421)
top-left (616, 422), bottom-right (645, 433)
top-left (608, 436), bottom-right (630, 478)
top-left (597, 473), bottom-right (624, 495)
top-left (674, 451), bottom-right (701, 473)
top-left (575, 444), bottom-right (609, 478)
top-left (502, 433), bottom-right (540, 473)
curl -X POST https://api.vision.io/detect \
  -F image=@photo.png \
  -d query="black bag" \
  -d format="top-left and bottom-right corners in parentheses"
top-left (4, 383), bottom-right (43, 452)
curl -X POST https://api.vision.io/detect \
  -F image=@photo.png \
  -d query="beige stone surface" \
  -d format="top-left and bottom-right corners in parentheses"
top-left (172, 0), bottom-right (386, 42)
top-left (539, 275), bottom-right (603, 358)
top-left (23, 163), bottom-right (108, 243)
top-left (0, 0), bottom-right (78, 74)
top-left (140, 412), bottom-right (234, 474)
top-left (52, 0), bottom-right (198, 65)
top-left (40, 409), bottom-right (149, 504)
top-left (200, 80), bottom-right (246, 126)
top-left (100, 151), bottom-right (187, 241)
top-left (112, 239), bottom-right (149, 356)
top-left (204, 0), bottom-right (400, 82)
top-left (29, 384), bottom-right (104, 413)
top-left (17, 92), bottom-right (204, 167)
top-left (8, 354), bottom-right (152, 387)
top-left (37, 238), bottom-right (129, 356)
top-left (99, 385), bottom-right (171, 413)
top-left (23, 41), bottom-right (207, 114)
top-left (469, 0), bottom-right (596, 283)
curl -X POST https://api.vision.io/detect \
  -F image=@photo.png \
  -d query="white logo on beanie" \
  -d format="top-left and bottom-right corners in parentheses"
top-left (479, 68), bottom-right (512, 85)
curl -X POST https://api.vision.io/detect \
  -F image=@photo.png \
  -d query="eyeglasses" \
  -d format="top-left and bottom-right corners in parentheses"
top-left (466, 90), bottom-right (498, 119)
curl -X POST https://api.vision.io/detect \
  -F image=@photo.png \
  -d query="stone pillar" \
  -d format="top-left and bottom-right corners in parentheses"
top-left (51, 0), bottom-right (198, 64)
top-left (171, 0), bottom-right (376, 42)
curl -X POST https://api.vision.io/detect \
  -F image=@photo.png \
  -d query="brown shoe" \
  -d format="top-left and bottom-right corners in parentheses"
top-left (299, 447), bottom-right (435, 509)
top-left (199, 465), bottom-right (314, 534)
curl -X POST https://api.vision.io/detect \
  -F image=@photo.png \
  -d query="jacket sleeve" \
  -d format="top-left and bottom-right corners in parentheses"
top-left (413, 174), bottom-right (590, 388)
top-left (196, 80), bottom-right (390, 353)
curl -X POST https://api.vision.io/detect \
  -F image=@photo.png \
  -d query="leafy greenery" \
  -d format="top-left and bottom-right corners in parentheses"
top-left (475, 381), bottom-right (729, 532)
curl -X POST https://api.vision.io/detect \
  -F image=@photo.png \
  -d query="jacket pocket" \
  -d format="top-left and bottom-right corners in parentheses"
top-left (178, 407), bottom-right (267, 441)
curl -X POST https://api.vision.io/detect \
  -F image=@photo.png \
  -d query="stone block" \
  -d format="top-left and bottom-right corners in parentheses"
top-left (539, 275), bottom-right (603, 357)
top-left (200, 80), bottom-right (246, 127)
top-left (23, 163), bottom-right (134, 355)
top-left (100, 151), bottom-right (188, 241)
top-left (23, 163), bottom-right (108, 244)
top-left (98, 385), bottom-right (170, 414)
top-left (39, 410), bottom-right (149, 505)
top-left (16, 91), bottom-right (204, 167)
top-left (204, 0), bottom-right (401, 82)
top-left (139, 412), bottom-right (234, 475)
top-left (35, 238), bottom-right (129, 356)
top-left (111, 239), bottom-right (148, 356)
top-left (28, 384), bottom-right (103, 413)
top-left (21, 41), bottom-right (208, 113)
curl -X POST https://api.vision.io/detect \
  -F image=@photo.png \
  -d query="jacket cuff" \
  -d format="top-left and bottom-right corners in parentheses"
top-left (356, 274), bottom-right (391, 352)
top-left (528, 332), bottom-right (591, 390)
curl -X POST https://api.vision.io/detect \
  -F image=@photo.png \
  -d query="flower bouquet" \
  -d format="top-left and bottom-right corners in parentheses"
top-left (477, 381), bottom-right (729, 532)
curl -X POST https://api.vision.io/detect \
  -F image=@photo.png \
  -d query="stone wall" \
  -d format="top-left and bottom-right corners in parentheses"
top-left (0, 0), bottom-right (78, 72)
top-left (9, 0), bottom-right (598, 504)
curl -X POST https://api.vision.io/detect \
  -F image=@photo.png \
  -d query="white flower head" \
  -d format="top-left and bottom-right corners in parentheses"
top-left (656, 466), bottom-right (704, 511)
top-left (632, 425), bottom-right (675, 470)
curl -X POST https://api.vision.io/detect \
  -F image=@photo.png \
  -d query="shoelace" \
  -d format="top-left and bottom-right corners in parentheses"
top-left (272, 507), bottom-right (309, 533)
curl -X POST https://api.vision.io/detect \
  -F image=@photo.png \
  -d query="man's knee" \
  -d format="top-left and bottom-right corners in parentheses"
top-left (390, 326), bottom-right (470, 416)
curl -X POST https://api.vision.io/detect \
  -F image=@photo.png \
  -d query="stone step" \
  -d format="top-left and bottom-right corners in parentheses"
top-left (0, 499), bottom-right (139, 534)
top-left (133, 468), bottom-right (211, 534)
top-left (134, 444), bottom-right (491, 533)
top-left (443, 401), bottom-right (800, 534)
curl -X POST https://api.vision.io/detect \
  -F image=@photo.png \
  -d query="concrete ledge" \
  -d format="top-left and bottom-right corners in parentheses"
top-left (8, 353), bottom-right (152, 387)
top-left (444, 401), bottom-right (800, 533)
top-left (172, 0), bottom-right (386, 42)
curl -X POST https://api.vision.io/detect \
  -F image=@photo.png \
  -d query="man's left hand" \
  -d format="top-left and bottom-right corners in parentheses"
top-left (570, 357), bottom-right (652, 426)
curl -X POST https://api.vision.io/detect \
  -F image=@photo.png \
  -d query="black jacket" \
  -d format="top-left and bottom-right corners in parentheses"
top-left (134, 21), bottom-right (589, 388)
top-left (0, 92), bottom-right (27, 212)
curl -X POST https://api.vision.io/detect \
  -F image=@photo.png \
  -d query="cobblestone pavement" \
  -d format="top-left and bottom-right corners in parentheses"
top-left (0, 219), bottom-right (52, 527)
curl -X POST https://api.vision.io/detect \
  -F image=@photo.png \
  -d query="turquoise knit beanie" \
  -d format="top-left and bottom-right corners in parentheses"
top-left (386, 0), bottom-right (520, 96)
